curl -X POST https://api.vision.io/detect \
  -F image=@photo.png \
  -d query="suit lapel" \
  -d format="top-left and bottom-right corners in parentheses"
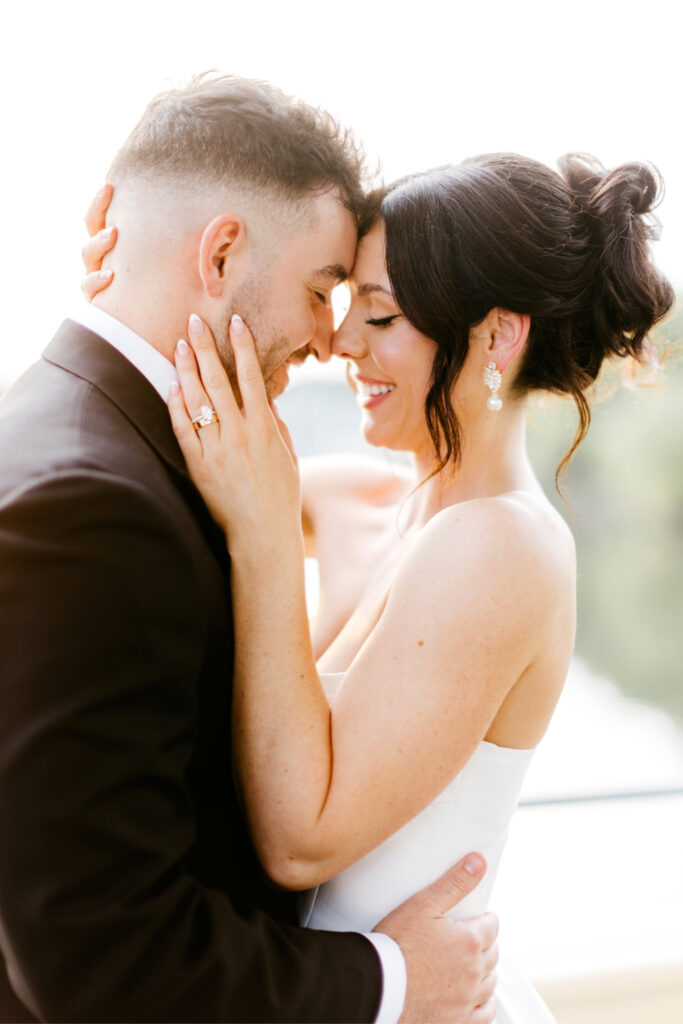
top-left (43, 319), bottom-right (188, 480)
top-left (43, 320), bottom-right (230, 571)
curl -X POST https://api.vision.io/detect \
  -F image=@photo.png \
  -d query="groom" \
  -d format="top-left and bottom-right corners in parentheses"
top-left (0, 75), bottom-right (498, 1022)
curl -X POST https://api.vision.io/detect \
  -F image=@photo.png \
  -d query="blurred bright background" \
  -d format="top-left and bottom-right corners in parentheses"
top-left (1, 1), bottom-right (682, 1020)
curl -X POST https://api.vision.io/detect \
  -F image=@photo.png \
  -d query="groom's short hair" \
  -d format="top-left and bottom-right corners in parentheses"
top-left (108, 73), bottom-right (367, 220)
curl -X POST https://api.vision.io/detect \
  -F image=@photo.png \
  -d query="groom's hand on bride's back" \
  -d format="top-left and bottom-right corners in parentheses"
top-left (375, 852), bottom-right (498, 1024)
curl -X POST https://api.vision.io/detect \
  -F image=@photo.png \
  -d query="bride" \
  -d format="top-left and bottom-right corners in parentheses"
top-left (85, 152), bottom-right (672, 1021)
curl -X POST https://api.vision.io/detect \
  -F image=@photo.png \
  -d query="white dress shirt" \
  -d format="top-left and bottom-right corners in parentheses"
top-left (71, 302), bottom-right (179, 401)
top-left (69, 303), bottom-right (408, 1023)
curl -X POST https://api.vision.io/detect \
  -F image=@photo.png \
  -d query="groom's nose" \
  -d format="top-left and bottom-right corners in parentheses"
top-left (307, 303), bottom-right (335, 363)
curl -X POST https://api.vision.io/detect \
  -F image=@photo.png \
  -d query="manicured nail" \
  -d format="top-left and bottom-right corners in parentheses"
top-left (189, 313), bottom-right (203, 335)
top-left (97, 183), bottom-right (109, 197)
top-left (463, 854), bottom-right (484, 876)
top-left (231, 314), bottom-right (244, 334)
top-left (98, 269), bottom-right (113, 280)
top-left (101, 226), bottom-right (114, 239)
top-left (168, 381), bottom-right (180, 396)
top-left (177, 339), bottom-right (190, 356)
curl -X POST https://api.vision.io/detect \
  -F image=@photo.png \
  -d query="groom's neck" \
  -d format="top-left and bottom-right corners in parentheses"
top-left (92, 286), bottom-right (188, 366)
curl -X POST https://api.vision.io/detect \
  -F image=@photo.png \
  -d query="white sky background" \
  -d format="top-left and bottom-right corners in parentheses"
top-left (0, 0), bottom-right (681, 386)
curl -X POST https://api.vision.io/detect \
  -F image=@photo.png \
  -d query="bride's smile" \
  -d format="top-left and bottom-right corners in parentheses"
top-left (333, 222), bottom-right (438, 458)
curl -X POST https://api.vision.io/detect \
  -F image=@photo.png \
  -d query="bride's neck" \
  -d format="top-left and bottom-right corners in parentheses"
top-left (404, 404), bottom-right (538, 528)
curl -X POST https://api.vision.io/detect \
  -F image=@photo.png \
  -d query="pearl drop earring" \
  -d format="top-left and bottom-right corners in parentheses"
top-left (484, 363), bottom-right (503, 411)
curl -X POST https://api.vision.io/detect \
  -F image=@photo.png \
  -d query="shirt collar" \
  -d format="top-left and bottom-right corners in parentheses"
top-left (69, 302), bottom-right (179, 403)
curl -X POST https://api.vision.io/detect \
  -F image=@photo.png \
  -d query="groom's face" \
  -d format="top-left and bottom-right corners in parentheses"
top-left (218, 192), bottom-right (358, 399)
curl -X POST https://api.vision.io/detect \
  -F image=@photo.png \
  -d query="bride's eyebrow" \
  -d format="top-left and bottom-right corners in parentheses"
top-left (357, 283), bottom-right (394, 298)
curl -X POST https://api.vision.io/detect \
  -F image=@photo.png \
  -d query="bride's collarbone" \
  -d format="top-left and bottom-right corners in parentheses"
top-left (316, 497), bottom-right (405, 588)
top-left (314, 500), bottom-right (478, 669)
top-left (314, 541), bottom-right (407, 670)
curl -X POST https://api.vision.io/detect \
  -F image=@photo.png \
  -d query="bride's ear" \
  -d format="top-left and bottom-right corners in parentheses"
top-left (486, 309), bottom-right (530, 374)
top-left (198, 214), bottom-right (247, 298)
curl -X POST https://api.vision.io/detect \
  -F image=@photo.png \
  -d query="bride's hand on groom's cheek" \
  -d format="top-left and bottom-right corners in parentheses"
top-left (81, 183), bottom-right (116, 300)
top-left (168, 314), bottom-right (301, 545)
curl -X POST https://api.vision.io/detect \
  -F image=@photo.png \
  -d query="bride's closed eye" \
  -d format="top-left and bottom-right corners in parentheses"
top-left (365, 315), bottom-right (401, 327)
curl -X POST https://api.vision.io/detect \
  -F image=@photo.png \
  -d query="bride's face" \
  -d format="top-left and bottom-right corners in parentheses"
top-left (332, 222), bottom-right (438, 456)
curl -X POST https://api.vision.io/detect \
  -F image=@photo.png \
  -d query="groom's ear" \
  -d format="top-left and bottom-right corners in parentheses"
top-left (197, 214), bottom-right (247, 298)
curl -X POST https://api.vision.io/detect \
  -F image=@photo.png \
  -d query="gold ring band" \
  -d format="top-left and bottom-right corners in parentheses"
top-left (191, 405), bottom-right (219, 431)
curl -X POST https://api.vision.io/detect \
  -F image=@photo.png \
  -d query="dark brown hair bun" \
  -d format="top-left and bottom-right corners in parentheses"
top-left (558, 153), bottom-right (673, 369)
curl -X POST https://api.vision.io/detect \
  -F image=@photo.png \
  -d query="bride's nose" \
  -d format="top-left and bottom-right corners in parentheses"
top-left (332, 312), bottom-right (368, 361)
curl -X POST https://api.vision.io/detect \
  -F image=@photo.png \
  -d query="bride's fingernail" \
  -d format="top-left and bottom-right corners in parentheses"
top-left (98, 269), bottom-right (113, 280)
top-left (189, 313), bottom-right (203, 335)
top-left (168, 381), bottom-right (180, 396)
top-left (177, 339), bottom-right (190, 356)
top-left (231, 314), bottom-right (244, 334)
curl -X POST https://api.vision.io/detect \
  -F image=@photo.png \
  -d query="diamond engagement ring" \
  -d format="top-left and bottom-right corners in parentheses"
top-left (191, 405), bottom-right (219, 431)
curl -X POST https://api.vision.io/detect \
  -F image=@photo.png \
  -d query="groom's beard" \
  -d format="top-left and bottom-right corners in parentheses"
top-left (214, 279), bottom-right (299, 402)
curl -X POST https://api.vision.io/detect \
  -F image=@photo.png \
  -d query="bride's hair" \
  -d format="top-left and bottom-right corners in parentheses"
top-left (362, 154), bottom-right (674, 483)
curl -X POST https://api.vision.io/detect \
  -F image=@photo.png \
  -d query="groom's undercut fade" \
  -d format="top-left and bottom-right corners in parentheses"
top-left (108, 73), bottom-right (368, 221)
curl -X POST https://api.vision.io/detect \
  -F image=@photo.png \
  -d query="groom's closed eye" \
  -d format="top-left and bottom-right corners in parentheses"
top-left (310, 263), bottom-right (350, 302)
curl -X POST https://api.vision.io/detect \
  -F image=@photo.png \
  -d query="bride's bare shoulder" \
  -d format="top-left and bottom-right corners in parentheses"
top-left (301, 454), bottom-right (412, 513)
top-left (409, 491), bottom-right (575, 603)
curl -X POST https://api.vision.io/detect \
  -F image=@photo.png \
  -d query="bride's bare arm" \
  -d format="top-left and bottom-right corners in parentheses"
top-left (169, 315), bottom-right (562, 891)
top-left (300, 455), bottom-right (409, 562)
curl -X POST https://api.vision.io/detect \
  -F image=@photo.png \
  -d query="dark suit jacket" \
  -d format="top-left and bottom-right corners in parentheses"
top-left (0, 321), bottom-right (382, 1022)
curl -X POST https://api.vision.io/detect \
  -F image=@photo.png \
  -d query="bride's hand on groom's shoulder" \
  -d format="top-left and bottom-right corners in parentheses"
top-left (81, 183), bottom-right (116, 299)
top-left (169, 314), bottom-right (302, 553)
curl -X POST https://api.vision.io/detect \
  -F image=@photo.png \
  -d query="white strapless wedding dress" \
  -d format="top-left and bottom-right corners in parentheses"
top-left (300, 674), bottom-right (556, 1023)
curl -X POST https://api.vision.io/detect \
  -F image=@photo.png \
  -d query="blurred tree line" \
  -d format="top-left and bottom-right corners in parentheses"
top-left (527, 298), bottom-right (683, 724)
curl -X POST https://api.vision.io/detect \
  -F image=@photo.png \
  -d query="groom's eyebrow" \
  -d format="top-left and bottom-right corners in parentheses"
top-left (313, 263), bottom-right (349, 283)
